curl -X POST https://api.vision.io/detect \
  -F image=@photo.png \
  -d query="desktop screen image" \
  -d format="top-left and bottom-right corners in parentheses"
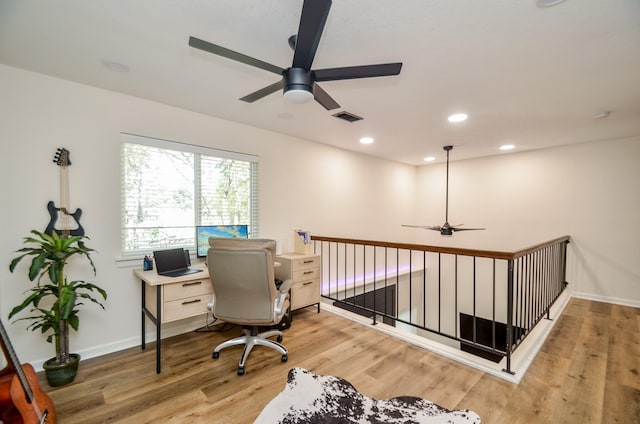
top-left (196, 224), bottom-right (249, 257)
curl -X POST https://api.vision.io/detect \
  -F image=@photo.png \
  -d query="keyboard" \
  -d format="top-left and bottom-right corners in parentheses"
top-left (159, 268), bottom-right (203, 278)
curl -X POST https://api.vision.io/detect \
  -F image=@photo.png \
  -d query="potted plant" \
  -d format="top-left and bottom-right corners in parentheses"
top-left (8, 230), bottom-right (107, 387)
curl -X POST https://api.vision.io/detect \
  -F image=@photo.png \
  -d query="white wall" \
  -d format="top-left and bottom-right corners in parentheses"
top-left (0, 64), bottom-right (416, 366)
top-left (1, 63), bottom-right (638, 369)
top-left (413, 137), bottom-right (640, 306)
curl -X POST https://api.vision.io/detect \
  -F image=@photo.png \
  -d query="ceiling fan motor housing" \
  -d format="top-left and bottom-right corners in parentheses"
top-left (284, 68), bottom-right (313, 95)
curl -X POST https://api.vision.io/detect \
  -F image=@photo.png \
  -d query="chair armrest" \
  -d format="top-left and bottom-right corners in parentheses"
top-left (274, 279), bottom-right (293, 317)
top-left (277, 279), bottom-right (294, 294)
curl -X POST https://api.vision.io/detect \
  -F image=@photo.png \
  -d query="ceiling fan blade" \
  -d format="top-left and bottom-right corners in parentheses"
top-left (239, 79), bottom-right (285, 103)
top-left (314, 63), bottom-right (403, 82)
top-left (312, 83), bottom-right (340, 110)
top-left (401, 225), bottom-right (442, 231)
top-left (292, 0), bottom-right (332, 70)
top-left (451, 227), bottom-right (486, 232)
top-left (189, 36), bottom-right (284, 75)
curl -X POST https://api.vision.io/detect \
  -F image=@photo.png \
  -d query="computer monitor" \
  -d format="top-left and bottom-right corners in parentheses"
top-left (196, 224), bottom-right (249, 257)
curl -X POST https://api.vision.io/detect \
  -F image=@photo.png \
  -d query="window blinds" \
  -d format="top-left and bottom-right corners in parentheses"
top-left (120, 133), bottom-right (258, 254)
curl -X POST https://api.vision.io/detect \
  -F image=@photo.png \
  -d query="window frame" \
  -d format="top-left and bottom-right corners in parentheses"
top-left (120, 133), bottom-right (259, 257)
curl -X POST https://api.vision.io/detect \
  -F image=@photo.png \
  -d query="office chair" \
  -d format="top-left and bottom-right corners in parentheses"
top-left (206, 238), bottom-right (293, 375)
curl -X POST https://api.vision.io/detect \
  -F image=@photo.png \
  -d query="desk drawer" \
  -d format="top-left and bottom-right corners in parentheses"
top-left (163, 278), bottom-right (212, 301)
top-left (163, 294), bottom-right (211, 322)
top-left (291, 278), bottom-right (320, 310)
top-left (291, 256), bottom-right (321, 271)
top-left (292, 267), bottom-right (320, 281)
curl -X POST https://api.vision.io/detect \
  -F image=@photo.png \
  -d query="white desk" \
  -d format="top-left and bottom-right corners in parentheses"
top-left (134, 264), bottom-right (211, 373)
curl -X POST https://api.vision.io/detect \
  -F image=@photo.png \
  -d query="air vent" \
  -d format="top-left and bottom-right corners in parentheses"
top-left (332, 111), bottom-right (363, 122)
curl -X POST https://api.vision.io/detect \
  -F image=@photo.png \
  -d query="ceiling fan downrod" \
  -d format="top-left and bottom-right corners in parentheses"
top-left (444, 145), bottom-right (452, 225)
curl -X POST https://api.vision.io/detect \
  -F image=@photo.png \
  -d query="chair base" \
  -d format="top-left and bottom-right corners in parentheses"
top-left (212, 327), bottom-right (288, 375)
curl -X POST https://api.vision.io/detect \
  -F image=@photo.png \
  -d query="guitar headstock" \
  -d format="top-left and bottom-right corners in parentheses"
top-left (53, 148), bottom-right (71, 167)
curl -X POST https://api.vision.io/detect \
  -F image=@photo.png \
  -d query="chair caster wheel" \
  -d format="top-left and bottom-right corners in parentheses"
top-left (277, 335), bottom-right (283, 342)
top-left (212, 351), bottom-right (220, 359)
top-left (237, 367), bottom-right (245, 376)
top-left (281, 354), bottom-right (288, 362)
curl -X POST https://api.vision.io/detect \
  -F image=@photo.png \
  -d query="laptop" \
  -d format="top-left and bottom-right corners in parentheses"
top-left (153, 248), bottom-right (202, 278)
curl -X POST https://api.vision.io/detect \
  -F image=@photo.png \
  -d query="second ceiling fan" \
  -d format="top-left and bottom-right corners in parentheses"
top-left (188, 0), bottom-right (403, 111)
top-left (403, 145), bottom-right (486, 236)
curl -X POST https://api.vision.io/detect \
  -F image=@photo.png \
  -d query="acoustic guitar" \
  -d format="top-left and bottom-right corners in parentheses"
top-left (44, 148), bottom-right (84, 237)
top-left (0, 319), bottom-right (56, 424)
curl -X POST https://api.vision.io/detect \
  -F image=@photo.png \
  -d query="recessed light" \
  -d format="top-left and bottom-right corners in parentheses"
top-left (448, 113), bottom-right (468, 123)
top-left (423, 156), bottom-right (436, 162)
top-left (360, 137), bottom-right (374, 145)
top-left (101, 60), bottom-right (130, 73)
top-left (500, 144), bottom-right (515, 151)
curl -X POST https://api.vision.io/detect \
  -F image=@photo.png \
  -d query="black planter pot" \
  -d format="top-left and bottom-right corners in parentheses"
top-left (42, 353), bottom-right (81, 387)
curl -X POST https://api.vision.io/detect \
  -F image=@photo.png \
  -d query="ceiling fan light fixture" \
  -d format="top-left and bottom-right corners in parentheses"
top-left (284, 88), bottom-right (314, 103)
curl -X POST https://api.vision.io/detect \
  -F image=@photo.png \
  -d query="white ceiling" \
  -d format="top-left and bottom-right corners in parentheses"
top-left (1, 0), bottom-right (639, 165)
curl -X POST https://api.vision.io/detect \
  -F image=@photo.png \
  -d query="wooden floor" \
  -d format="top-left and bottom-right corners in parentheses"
top-left (42, 298), bottom-right (639, 423)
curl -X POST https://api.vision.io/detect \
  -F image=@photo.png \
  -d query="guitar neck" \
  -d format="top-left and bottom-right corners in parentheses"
top-left (0, 319), bottom-right (34, 403)
top-left (59, 164), bottom-right (71, 235)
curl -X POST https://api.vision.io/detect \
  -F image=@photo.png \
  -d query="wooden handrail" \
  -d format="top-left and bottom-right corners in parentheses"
top-left (510, 235), bottom-right (571, 259)
top-left (310, 235), bottom-right (570, 261)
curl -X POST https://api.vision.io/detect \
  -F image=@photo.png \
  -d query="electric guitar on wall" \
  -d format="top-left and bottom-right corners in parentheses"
top-left (44, 148), bottom-right (84, 237)
top-left (0, 318), bottom-right (57, 424)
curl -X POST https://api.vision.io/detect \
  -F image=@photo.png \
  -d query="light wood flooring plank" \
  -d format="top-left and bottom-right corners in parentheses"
top-left (38, 300), bottom-right (639, 423)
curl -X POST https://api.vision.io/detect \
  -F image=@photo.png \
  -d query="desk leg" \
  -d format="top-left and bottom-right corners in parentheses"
top-left (156, 285), bottom-right (161, 374)
top-left (141, 281), bottom-right (146, 350)
top-left (140, 281), bottom-right (163, 373)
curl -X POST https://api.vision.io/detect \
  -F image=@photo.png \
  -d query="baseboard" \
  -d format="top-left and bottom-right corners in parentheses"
top-left (30, 314), bottom-right (213, 372)
top-left (30, 336), bottom-right (141, 372)
top-left (572, 292), bottom-right (640, 309)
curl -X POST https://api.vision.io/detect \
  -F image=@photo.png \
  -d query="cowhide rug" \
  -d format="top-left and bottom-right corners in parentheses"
top-left (254, 368), bottom-right (481, 423)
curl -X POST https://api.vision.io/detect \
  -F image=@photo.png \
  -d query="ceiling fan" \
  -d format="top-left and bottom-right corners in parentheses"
top-left (402, 145), bottom-right (486, 236)
top-left (188, 0), bottom-right (402, 110)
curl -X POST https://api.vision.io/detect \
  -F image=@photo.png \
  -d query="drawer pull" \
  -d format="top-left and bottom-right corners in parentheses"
top-left (302, 281), bottom-right (314, 286)
top-left (303, 271), bottom-right (314, 275)
top-left (303, 260), bottom-right (315, 264)
top-left (182, 299), bottom-right (202, 305)
top-left (182, 281), bottom-right (202, 287)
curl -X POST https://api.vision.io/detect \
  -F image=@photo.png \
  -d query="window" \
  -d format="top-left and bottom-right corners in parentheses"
top-left (120, 133), bottom-right (258, 254)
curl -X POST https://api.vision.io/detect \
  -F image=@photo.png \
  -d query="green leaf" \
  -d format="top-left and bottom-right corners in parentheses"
top-left (59, 286), bottom-right (77, 320)
top-left (8, 291), bottom-right (44, 319)
top-left (48, 263), bottom-right (60, 284)
top-left (9, 252), bottom-right (31, 273)
top-left (28, 253), bottom-right (47, 281)
top-left (68, 315), bottom-right (79, 332)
